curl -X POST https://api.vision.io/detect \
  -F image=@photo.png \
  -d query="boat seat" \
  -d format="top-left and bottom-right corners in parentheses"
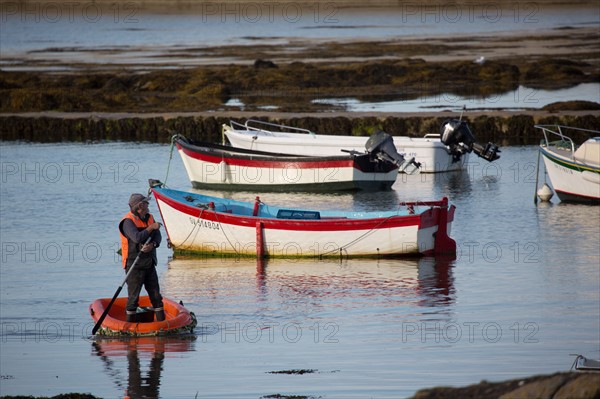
top-left (276, 209), bottom-right (321, 220)
top-left (135, 307), bottom-right (156, 323)
top-left (574, 138), bottom-right (600, 167)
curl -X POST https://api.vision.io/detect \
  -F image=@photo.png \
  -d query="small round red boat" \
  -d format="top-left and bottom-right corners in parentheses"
top-left (90, 296), bottom-right (196, 336)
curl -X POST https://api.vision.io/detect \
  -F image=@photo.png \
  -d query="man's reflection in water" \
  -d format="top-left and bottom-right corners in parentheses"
top-left (92, 336), bottom-right (196, 399)
top-left (125, 344), bottom-right (164, 399)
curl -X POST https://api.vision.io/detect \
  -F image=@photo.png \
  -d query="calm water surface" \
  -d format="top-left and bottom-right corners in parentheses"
top-left (0, 142), bottom-right (599, 398)
top-left (310, 83), bottom-right (600, 112)
top-left (1, 4), bottom-right (599, 61)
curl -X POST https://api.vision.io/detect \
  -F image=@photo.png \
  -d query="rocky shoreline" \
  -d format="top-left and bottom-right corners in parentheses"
top-left (2, 21), bottom-right (598, 144)
top-left (1, 371), bottom-right (598, 399)
top-left (1, 111), bottom-right (599, 145)
top-left (408, 372), bottom-right (600, 399)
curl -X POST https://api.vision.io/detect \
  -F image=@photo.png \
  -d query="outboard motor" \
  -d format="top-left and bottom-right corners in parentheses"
top-left (440, 119), bottom-right (501, 163)
top-left (365, 130), bottom-right (421, 174)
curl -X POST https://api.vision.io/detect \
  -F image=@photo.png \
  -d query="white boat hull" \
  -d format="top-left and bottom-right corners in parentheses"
top-left (541, 151), bottom-right (600, 202)
top-left (538, 132), bottom-right (600, 204)
top-left (152, 186), bottom-right (456, 258)
top-left (223, 125), bottom-right (468, 173)
top-left (177, 141), bottom-right (398, 191)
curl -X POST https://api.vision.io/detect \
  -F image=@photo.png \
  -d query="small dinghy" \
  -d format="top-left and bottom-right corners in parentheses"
top-left (89, 296), bottom-right (196, 336)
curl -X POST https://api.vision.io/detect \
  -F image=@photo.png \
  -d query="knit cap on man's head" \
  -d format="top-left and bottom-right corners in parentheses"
top-left (129, 193), bottom-right (150, 211)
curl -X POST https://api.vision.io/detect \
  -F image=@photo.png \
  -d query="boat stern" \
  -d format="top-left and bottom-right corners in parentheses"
top-left (413, 198), bottom-right (456, 256)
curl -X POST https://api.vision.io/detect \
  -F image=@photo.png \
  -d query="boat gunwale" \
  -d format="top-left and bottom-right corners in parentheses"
top-left (177, 137), bottom-right (368, 163)
top-left (540, 145), bottom-right (600, 173)
top-left (152, 187), bottom-right (430, 231)
top-left (223, 124), bottom-right (448, 147)
top-left (536, 124), bottom-right (600, 165)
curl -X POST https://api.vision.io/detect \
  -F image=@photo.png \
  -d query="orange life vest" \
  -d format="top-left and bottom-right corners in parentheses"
top-left (119, 212), bottom-right (156, 268)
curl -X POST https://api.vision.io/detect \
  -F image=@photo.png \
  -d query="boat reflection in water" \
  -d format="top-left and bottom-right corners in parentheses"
top-left (161, 256), bottom-right (456, 321)
top-left (90, 257), bottom-right (454, 397)
top-left (415, 256), bottom-right (455, 308)
top-left (92, 336), bottom-right (196, 399)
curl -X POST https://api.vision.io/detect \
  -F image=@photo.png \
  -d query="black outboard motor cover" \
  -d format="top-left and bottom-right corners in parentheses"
top-left (365, 131), bottom-right (401, 160)
top-left (365, 130), bottom-right (420, 173)
top-left (440, 119), bottom-right (500, 162)
top-left (441, 119), bottom-right (475, 147)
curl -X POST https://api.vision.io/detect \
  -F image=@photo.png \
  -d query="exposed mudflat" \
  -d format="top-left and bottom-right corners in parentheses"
top-left (1, 25), bottom-right (599, 114)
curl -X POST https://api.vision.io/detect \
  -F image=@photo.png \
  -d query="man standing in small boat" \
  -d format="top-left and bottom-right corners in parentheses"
top-left (119, 193), bottom-right (164, 323)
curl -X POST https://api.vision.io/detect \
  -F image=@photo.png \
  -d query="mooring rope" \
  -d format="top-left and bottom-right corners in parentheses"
top-left (178, 209), bottom-right (203, 250)
top-left (317, 214), bottom-right (396, 258)
top-left (180, 199), bottom-right (242, 256)
top-left (163, 134), bottom-right (178, 187)
top-left (212, 210), bottom-right (241, 256)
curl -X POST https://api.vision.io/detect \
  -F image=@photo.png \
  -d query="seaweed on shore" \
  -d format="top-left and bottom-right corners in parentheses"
top-left (0, 56), bottom-right (596, 113)
top-left (1, 113), bottom-right (599, 145)
top-left (267, 369), bottom-right (318, 375)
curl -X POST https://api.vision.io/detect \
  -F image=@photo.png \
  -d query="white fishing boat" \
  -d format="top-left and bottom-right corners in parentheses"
top-left (149, 180), bottom-right (456, 258)
top-left (222, 119), bottom-right (500, 173)
top-left (537, 125), bottom-right (600, 204)
top-left (173, 133), bottom-right (409, 192)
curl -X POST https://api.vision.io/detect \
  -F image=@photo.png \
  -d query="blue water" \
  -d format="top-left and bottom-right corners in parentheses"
top-left (0, 141), bottom-right (598, 398)
top-left (310, 83), bottom-right (600, 112)
top-left (1, 3), bottom-right (599, 63)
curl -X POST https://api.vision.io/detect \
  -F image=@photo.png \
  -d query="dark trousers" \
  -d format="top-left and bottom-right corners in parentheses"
top-left (125, 266), bottom-right (164, 313)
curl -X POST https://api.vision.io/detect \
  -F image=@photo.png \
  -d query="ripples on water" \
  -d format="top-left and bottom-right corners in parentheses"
top-left (0, 143), bottom-right (598, 398)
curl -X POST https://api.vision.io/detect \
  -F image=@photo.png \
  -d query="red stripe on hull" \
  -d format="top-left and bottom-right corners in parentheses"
top-left (178, 143), bottom-right (356, 170)
top-left (555, 189), bottom-right (600, 203)
top-left (153, 189), bottom-right (423, 231)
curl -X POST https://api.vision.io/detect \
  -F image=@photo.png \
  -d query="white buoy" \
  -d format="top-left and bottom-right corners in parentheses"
top-left (537, 183), bottom-right (554, 202)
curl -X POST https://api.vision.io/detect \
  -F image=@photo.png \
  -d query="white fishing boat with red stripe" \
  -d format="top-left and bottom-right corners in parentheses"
top-left (174, 134), bottom-right (409, 192)
top-left (149, 180), bottom-right (456, 258)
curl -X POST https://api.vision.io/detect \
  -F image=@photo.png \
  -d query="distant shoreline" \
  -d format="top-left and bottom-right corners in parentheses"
top-left (2, 25), bottom-right (597, 71)
top-left (5, 0), bottom-right (597, 5)
top-left (2, 0), bottom-right (599, 15)
top-left (2, 0), bottom-right (598, 143)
